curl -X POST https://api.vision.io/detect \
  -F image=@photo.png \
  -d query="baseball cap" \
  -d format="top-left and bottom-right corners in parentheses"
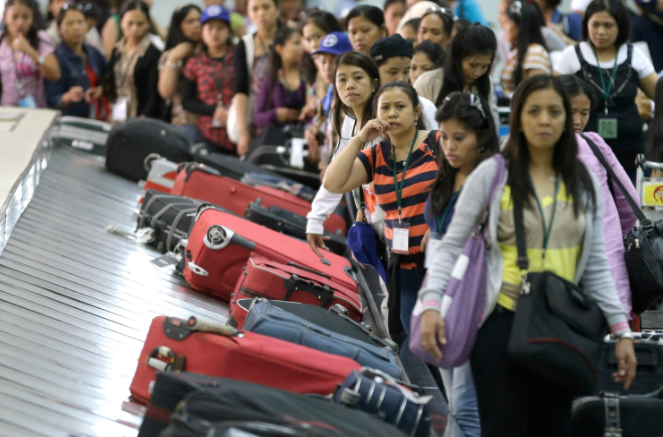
top-left (201, 4), bottom-right (231, 25)
top-left (370, 34), bottom-right (413, 62)
top-left (312, 32), bottom-right (353, 56)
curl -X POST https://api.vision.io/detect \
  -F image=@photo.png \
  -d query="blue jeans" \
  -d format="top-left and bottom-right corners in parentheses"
top-left (440, 362), bottom-right (481, 437)
top-left (399, 266), bottom-right (420, 335)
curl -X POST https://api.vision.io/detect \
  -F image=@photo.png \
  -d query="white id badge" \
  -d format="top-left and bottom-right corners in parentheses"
top-left (18, 95), bottom-right (36, 108)
top-left (112, 97), bottom-right (128, 122)
top-left (425, 239), bottom-right (442, 269)
top-left (392, 221), bottom-right (410, 254)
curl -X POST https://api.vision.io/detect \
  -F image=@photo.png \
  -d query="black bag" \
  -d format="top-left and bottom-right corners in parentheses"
top-left (191, 150), bottom-right (280, 181)
top-left (508, 200), bottom-right (608, 395)
top-left (571, 387), bottom-right (663, 437)
top-left (106, 118), bottom-right (193, 182)
top-left (142, 372), bottom-right (407, 437)
top-left (246, 129), bottom-right (318, 172)
top-left (241, 172), bottom-right (317, 202)
top-left (582, 134), bottom-right (663, 314)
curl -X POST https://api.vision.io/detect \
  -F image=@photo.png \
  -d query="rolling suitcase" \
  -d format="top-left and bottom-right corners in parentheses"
top-left (142, 154), bottom-right (180, 196)
top-left (106, 118), bottom-right (193, 182)
top-left (243, 299), bottom-right (401, 378)
top-left (230, 255), bottom-right (361, 321)
top-left (49, 116), bottom-right (111, 156)
top-left (130, 316), bottom-right (361, 406)
top-left (182, 206), bottom-right (357, 300)
top-left (140, 372), bottom-right (406, 437)
top-left (241, 172), bottom-right (317, 202)
top-left (228, 298), bottom-right (252, 329)
top-left (571, 387), bottom-right (663, 437)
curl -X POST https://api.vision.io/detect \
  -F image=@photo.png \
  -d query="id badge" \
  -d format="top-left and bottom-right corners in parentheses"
top-left (112, 97), bottom-right (128, 122)
top-left (212, 117), bottom-right (222, 128)
top-left (392, 221), bottom-right (410, 254)
top-left (18, 95), bottom-right (36, 108)
top-left (597, 113), bottom-right (618, 139)
top-left (425, 238), bottom-right (442, 269)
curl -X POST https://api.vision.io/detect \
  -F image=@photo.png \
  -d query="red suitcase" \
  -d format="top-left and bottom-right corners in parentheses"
top-left (230, 255), bottom-right (362, 322)
top-left (130, 316), bottom-right (361, 404)
top-left (183, 206), bottom-right (357, 301)
top-left (170, 163), bottom-right (346, 235)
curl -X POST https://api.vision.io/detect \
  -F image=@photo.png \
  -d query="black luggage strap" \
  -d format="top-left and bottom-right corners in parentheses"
top-left (602, 392), bottom-right (622, 437)
top-left (283, 274), bottom-right (334, 308)
top-left (286, 262), bottom-right (331, 279)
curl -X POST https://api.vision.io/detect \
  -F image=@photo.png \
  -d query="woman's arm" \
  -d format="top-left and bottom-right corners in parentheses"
top-left (639, 71), bottom-right (659, 100)
top-left (43, 74), bottom-right (66, 108)
top-left (181, 77), bottom-right (216, 115)
top-left (253, 78), bottom-right (277, 128)
top-left (139, 47), bottom-right (163, 117)
top-left (101, 17), bottom-right (119, 60)
top-left (158, 55), bottom-right (181, 100)
top-left (323, 136), bottom-right (369, 194)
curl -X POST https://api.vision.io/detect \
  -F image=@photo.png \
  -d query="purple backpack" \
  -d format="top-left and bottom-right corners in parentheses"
top-left (410, 155), bottom-right (505, 369)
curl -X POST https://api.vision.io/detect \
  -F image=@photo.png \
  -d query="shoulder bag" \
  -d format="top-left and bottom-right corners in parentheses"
top-left (227, 34), bottom-right (254, 144)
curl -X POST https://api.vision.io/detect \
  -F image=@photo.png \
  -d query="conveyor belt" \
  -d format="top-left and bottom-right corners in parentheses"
top-left (0, 147), bottom-right (228, 437)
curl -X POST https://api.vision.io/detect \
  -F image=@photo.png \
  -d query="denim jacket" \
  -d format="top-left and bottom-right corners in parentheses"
top-left (45, 42), bottom-right (106, 117)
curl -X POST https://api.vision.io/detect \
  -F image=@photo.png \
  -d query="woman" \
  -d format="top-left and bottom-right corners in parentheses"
top-left (0, 0), bottom-right (61, 108)
top-left (419, 75), bottom-right (636, 436)
top-left (649, 77), bottom-right (663, 178)
top-left (181, 5), bottom-right (235, 153)
top-left (233, 0), bottom-right (280, 156)
top-left (158, 4), bottom-right (202, 126)
top-left (534, 0), bottom-right (582, 44)
top-left (399, 18), bottom-right (420, 47)
top-left (45, 3), bottom-right (108, 119)
top-left (324, 81), bottom-right (438, 339)
top-left (554, 0), bottom-right (659, 181)
top-left (501, 0), bottom-right (551, 97)
top-left (410, 40), bottom-right (444, 86)
top-left (417, 6), bottom-right (454, 49)
top-left (101, 0), bottom-right (166, 59)
top-left (384, 0), bottom-right (406, 36)
top-left (299, 10), bottom-right (342, 100)
top-left (424, 92), bottom-right (499, 437)
top-left (107, 0), bottom-right (162, 120)
top-left (46, 0), bottom-right (104, 53)
top-left (559, 74), bottom-right (638, 316)
top-left (346, 5), bottom-right (387, 54)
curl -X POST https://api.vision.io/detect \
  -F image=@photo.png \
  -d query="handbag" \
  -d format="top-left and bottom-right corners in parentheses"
top-left (507, 197), bottom-right (607, 395)
top-left (409, 154), bottom-right (506, 369)
top-left (581, 134), bottom-right (663, 314)
top-left (227, 34), bottom-right (254, 144)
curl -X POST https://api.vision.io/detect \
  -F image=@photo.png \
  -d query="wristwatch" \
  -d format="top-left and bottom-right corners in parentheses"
top-left (37, 55), bottom-right (45, 65)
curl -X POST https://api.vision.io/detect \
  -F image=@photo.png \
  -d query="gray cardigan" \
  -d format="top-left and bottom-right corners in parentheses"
top-left (418, 157), bottom-right (630, 335)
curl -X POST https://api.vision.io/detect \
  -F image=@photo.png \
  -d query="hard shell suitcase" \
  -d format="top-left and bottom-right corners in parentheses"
top-left (106, 118), bottom-right (193, 182)
top-left (130, 316), bottom-right (361, 405)
top-left (243, 299), bottom-right (401, 378)
top-left (333, 368), bottom-right (433, 437)
top-left (49, 115), bottom-right (111, 156)
top-left (142, 154), bottom-right (179, 196)
top-left (140, 372), bottom-right (406, 437)
top-left (571, 387), bottom-right (663, 437)
top-left (230, 255), bottom-right (361, 321)
top-left (182, 206), bottom-right (357, 300)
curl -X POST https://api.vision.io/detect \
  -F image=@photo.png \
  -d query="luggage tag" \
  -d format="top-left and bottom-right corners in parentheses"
top-left (424, 238), bottom-right (442, 269)
top-left (597, 113), bottom-right (618, 139)
top-left (290, 138), bottom-right (306, 169)
top-left (151, 251), bottom-right (181, 268)
top-left (392, 221), bottom-right (410, 255)
top-left (18, 95), bottom-right (36, 108)
top-left (112, 97), bottom-right (128, 122)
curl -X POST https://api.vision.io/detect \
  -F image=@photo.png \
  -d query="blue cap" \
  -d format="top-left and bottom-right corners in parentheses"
top-left (201, 5), bottom-right (231, 25)
top-left (347, 221), bottom-right (387, 284)
top-left (312, 32), bottom-right (353, 56)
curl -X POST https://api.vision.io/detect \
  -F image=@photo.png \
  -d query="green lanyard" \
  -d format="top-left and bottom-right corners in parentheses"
top-left (436, 190), bottom-right (461, 235)
top-left (530, 176), bottom-right (559, 263)
top-left (393, 130), bottom-right (419, 222)
top-left (592, 45), bottom-right (619, 114)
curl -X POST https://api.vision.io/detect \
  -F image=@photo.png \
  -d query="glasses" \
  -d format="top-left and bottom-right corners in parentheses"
top-left (509, 1), bottom-right (522, 16)
top-left (425, 6), bottom-right (455, 19)
top-left (61, 2), bottom-right (84, 12)
top-left (443, 92), bottom-right (487, 120)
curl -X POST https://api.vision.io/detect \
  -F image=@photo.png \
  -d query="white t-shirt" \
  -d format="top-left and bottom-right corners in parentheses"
top-left (554, 42), bottom-right (655, 79)
top-left (419, 97), bottom-right (438, 130)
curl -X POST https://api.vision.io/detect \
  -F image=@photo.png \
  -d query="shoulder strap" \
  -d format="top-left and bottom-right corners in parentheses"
top-left (513, 197), bottom-right (530, 271)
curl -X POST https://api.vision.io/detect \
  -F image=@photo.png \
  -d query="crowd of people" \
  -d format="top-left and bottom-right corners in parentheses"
top-left (2, 0), bottom-right (663, 435)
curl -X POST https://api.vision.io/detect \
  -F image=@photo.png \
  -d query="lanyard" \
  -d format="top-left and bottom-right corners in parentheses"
top-left (211, 55), bottom-right (227, 104)
top-left (393, 130), bottom-right (419, 222)
top-left (529, 176), bottom-right (559, 262)
top-left (12, 51), bottom-right (27, 97)
top-left (436, 189), bottom-right (461, 235)
top-left (592, 45), bottom-right (619, 114)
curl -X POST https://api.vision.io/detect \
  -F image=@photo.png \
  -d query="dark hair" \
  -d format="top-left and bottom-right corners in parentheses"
top-left (372, 81), bottom-right (427, 131)
top-left (165, 4), bottom-right (201, 51)
top-left (298, 10), bottom-right (342, 84)
top-left (648, 77), bottom-right (663, 162)
top-left (452, 18), bottom-right (471, 35)
top-left (582, 0), bottom-right (631, 48)
top-left (267, 27), bottom-right (298, 92)
top-left (346, 5), bottom-right (385, 31)
top-left (56, 3), bottom-right (87, 28)
top-left (384, 0), bottom-right (405, 10)
top-left (1, 0), bottom-right (41, 50)
top-left (331, 51), bottom-right (381, 140)
top-left (537, 0), bottom-right (562, 9)
top-left (504, 75), bottom-right (595, 216)
top-left (506, 1), bottom-right (548, 89)
top-left (413, 40), bottom-right (445, 69)
top-left (430, 92), bottom-right (499, 215)
top-left (437, 24), bottom-right (496, 107)
top-left (558, 74), bottom-right (597, 110)
top-left (402, 18), bottom-right (421, 33)
top-left (420, 8), bottom-right (454, 39)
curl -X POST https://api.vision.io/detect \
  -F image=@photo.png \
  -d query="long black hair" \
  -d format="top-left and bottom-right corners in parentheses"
top-left (372, 81), bottom-right (428, 131)
top-left (648, 77), bottom-right (663, 163)
top-left (346, 5), bottom-right (386, 32)
top-left (413, 40), bottom-right (445, 70)
top-left (429, 92), bottom-right (498, 216)
top-left (506, 1), bottom-right (547, 89)
top-left (558, 74), bottom-right (597, 110)
top-left (582, 0), bottom-right (631, 48)
top-left (331, 51), bottom-right (381, 140)
top-left (165, 4), bottom-right (201, 51)
top-left (119, 0), bottom-right (158, 37)
top-left (419, 7), bottom-right (454, 41)
top-left (1, 0), bottom-right (41, 50)
top-left (267, 27), bottom-right (298, 90)
top-left (504, 75), bottom-right (595, 216)
top-left (436, 24), bottom-right (496, 107)
top-left (298, 10), bottom-right (342, 84)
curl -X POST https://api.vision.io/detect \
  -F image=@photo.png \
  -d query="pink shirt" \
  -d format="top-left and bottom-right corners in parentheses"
top-left (0, 31), bottom-right (55, 107)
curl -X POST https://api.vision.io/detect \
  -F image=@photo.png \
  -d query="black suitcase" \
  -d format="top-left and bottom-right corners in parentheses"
top-left (244, 200), bottom-right (347, 255)
top-left (597, 332), bottom-right (663, 395)
top-left (192, 150), bottom-right (281, 181)
top-left (145, 372), bottom-right (407, 437)
top-left (571, 387), bottom-right (663, 437)
top-left (106, 118), bottom-right (193, 182)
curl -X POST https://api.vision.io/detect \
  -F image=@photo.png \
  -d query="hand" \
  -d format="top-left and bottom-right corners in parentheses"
top-left (64, 86), bottom-right (85, 104)
top-left (420, 309), bottom-right (446, 361)
top-left (421, 229), bottom-right (431, 253)
top-left (276, 107), bottom-right (300, 123)
top-left (168, 42), bottom-right (194, 63)
top-left (305, 126), bottom-right (319, 151)
top-left (214, 105), bottom-right (228, 126)
top-left (307, 233), bottom-right (330, 257)
top-left (12, 34), bottom-right (35, 56)
top-left (299, 102), bottom-right (317, 120)
top-left (308, 141), bottom-right (320, 164)
top-left (237, 132), bottom-right (251, 156)
top-left (356, 119), bottom-right (391, 144)
top-left (84, 86), bottom-right (103, 103)
top-left (613, 337), bottom-right (637, 390)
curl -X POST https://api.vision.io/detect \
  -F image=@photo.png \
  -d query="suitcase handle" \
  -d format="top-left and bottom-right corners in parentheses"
top-left (286, 262), bottom-right (331, 279)
top-left (187, 316), bottom-right (238, 336)
top-left (184, 163), bottom-right (221, 182)
top-left (284, 275), bottom-right (335, 307)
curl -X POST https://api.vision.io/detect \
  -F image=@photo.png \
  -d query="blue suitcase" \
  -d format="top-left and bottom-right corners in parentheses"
top-left (243, 299), bottom-right (403, 379)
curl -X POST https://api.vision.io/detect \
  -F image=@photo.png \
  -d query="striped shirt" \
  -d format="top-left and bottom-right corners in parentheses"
top-left (358, 132), bottom-right (439, 255)
top-left (501, 43), bottom-right (552, 97)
